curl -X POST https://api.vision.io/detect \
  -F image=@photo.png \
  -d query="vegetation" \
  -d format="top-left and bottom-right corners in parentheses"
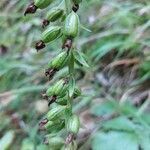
top-left (0, 0), bottom-right (150, 150)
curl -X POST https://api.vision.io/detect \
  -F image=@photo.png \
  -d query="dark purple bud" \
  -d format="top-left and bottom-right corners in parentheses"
top-left (65, 133), bottom-right (75, 144)
top-left (42, 19), bottom-right (50, 28)
top-left (35, 40), bottom-right (46, 51)
top-left (48, 95), bottom-right (57, 106)
top-left (24, 3), bottom-right (37, 16)
top-left (72, 4), bottom-right (79, 12)
top-left (41, 92), bottom-right (49, 100)
top-left (39, 118), bottom-right (48, 130)
top-left (45, 68), bottom-right (58, 80)
top-left (62, 38), bottom-right (73, 50)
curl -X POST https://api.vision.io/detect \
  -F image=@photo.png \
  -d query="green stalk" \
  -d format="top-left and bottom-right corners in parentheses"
top-left (64, 0), bottom-right (75, 117)
top-left (65, 0), bottom-right (70, 14)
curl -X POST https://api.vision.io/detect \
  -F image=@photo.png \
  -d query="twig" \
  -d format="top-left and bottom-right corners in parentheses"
top-left (105, 58), bottom-right (140, 70)
top-left (136, 92), bottom-right (150, 116)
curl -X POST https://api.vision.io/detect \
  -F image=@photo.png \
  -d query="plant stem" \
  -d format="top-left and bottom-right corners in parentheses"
top-left (65, 0), bottom-right (70, 14)
top-left (68, 49), bottom-right (75, 75)
top-left (63, 0), bottom-right (73, 119)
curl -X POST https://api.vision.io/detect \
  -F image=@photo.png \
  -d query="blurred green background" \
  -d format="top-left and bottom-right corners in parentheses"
top-left (0, 0), bottom-right (150, 149)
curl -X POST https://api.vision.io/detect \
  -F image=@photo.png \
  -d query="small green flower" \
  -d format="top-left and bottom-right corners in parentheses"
top-left (64, 12), bottom-right (79, 38)
top-left (67, 114), bottom-right (80, 134)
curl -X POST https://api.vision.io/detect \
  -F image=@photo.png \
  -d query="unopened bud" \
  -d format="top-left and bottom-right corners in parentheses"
top-left (45, 68), bottom-right (58, 80)
top-left (42, 8), bottom-right (64, 27)
top-left (48, 51), bottom-right (68, 69)
top-left (46, 105), bottom-right (66, 121)
top-left (72, 4), bottom-right (79, 12)
top-left (64, 12), bottom-right (79, 38)
top-left (44, 136), bottom-right (64, 148)
top-left (24, 0), bottom-right (54, 15)
top-left (35, 40), bottom-right (45, 51)
top-left (67, 115), bottom-right (80, 134)
top-left (24, 3), bottom-right (37, 16)
top-left (42, 26), bottom-right (62, 43)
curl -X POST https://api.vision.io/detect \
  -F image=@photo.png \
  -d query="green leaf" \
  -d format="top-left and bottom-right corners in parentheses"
top-left (68, 76), bottom-right (75, 98)
top-left (90, 100), bottom-right (117, 116)
top-left (119, 102), bottom-right (138, 116)
top-left (140, 60), bottom-right (150, 72)
top-left (92, 41), bottom-right (123, 62)
top-left (21, 138), bottom-right (34, 150)
top-left (142, 113), bottom-right (150, 125)
top-left (92, 131), bottom-right (138, 150)
top-left (137, 131), bottom-right (150, 150)
top-left (74, 50), bottom-right (89, 68)
top-left (37, 144), bottom-right (49, 150)
top-left (80, 23), bottom-right (92, 32)
top-left (0, 130), bottom-right (15, 150)
top-left (102, 116), bottom-right (136, 132)
top-left (68, 50), bottom-right (75, 74)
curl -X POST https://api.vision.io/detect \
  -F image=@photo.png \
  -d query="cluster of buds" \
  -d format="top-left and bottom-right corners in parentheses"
top-left (25, 0), bottom-right (85, 149)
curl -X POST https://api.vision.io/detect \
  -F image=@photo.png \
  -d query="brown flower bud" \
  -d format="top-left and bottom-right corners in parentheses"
top-left (42, 19), bottom-right (50, 28)
top-left (48, 95), bottom-right (57, 106)
top-left (62, 38), bottom-right (73, 50)
top-left (24, 3), bottom-right (37, 16)
top-left (65, 133), bottom-right (75, 144)
top-left (39, 118), bottom-right (48, 130)
top-left (35, 40), bottom-right (46, 51)
top-left (45, 68), bottom-right (58, 80)
top-left (72, 4), bottom-right (79, 12)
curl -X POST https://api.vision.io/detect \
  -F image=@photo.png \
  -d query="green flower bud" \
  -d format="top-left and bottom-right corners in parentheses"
top-left (55, 87), bottom-right (81, 105)
top-left (47, 8), bottom-right (64, 22)
top-left (44, 120), bottom-right (54, 129)
top-left (45, 120), bottom-right (65, 132)
top-left (44, 136), bottom-right (64, 148)
top-left (52, 121), bottom-right (65, 132)
top-left (42, 8), bottom-right (64, 27)
top-left (46, 87), bottom-right (54, 97)
top-left (46, 105), bottom-right (66, 121)
top-left (48, 51), bottom-right (68, 69)
top-left (67, 115), bottom-right (80, 134)
top-left (64, 12), bottom-right (79, 38)
top-left (56, 96), bottom-right (68, 105)
top-left (46, 79), bottom-right (68, 98)
top-left (52, 79), bottom-right (68, 97)
top-left (42, 26), bottom-right (62, 43)
top-left (34, 0), bottom-right (54, 9)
